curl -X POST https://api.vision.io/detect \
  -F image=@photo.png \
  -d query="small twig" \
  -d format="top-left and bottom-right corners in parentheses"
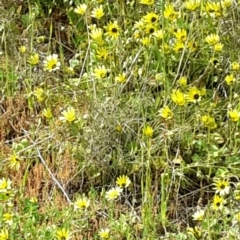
top-left (37, 148), bottom-right (72, 204)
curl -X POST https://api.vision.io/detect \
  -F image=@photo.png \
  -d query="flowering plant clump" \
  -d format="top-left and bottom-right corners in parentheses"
top-left (2, 0), bottom-right (240, 239)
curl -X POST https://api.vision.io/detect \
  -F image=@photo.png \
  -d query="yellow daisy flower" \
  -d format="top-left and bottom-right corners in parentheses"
top-left (74, 4), bottom-right (87, 15)
top-left (0, 178), bottom-right (12, 192)
top-left (60, 107), bottom-right (76, 122)
top-left (105, 186), bottom-right (123, 201)
top-left (205, 33), bottom-right (220, 45)
top-left (3, 212), bottom-right (13, 225)
top-left (205, 2), bottom-right (222, 17)
top-left (116, 175), bottom-right (131, 188)
top-left (55, 228), bottom-right (72, 240)
top-left (42, 107), bottom-right (53, 119)
top-left (34, 88), bottom-right (45, 102)
top-left (90, 27), bottom-right (104, 44)
top-left (164, 4), bottom-right (179, 21)
top-left (104, 21), bottom-right (121, 39)
top-left (231, 61), bottom-right (240, 71)
top-left (228, 109), bottom-right (239, 122)
top-left (192, 209), bottom-right (204, 221)
top-left (173, 29), bottom-right (187, 42)
top-left (173, 41), bottom-right (185, 52)
top-left (153, 29), bottom-right (164, 40)
top-left (19, 45), bottom-right (26, 53)
top-left (159, 105), bottom-right (174, 120)
top-left (143, 125), bottom-right (154, 138)
top-left (142, 12), bottom-right (159, 24)
top-left (91, 5), bottom-right (104, 19)
top-left (93, 65), bottom-right (108, 79)
top-left (178, 76), bottom-right (187, 87)
top-left (8, 154), bottom-right (22, 170)
top-left (0, 228), bottom-right (9, 240)
top-left (115, 73), bottom-right (126, 83)
top-left (184, 0), bottom-right (200, 11)
top-left (201, 115), bottom-right (217, 129)
top-left (171, 89), bottom-right (186, 106)
top-left (74, 196), bottom-right (90, 210)
top-left (211, 195), bottom-right (224, 211)
top-left (98, 228), bottom-right (110, 239)
top-left (186, 86), bottom-right (201, 103)
top-left (225, 73), bottom-right (236, 85)
top-left (213, 179), bottom-right (231, 196)
top-left (43, 54), bottom-right (61, 72)
top-left (28, 53), bottom-right (39, 65)
top-left (214, 43), bottom-right (224, 52)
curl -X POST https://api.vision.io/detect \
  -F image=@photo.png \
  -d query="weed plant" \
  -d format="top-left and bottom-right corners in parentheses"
top-left (1, 0), bottom-right (240, 239)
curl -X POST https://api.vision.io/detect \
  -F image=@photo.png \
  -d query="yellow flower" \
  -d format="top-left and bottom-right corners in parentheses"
top-left (28, 53), bottom-right (39, 65)
top-left (104, 21), bottom-right (121, 39)
top-left (96, 48), bottom-right (109, 61)
top-left (141, 37), bottom-right (151, 46)
top-left (142, 12), bottom-right (159, 24)
top-left (8, 154), bottom-right (22, 170)
top-left (43, 54), bottom-right (61, 72)
top-left (116, 124), bottom-right (122, 132)
top-left (187, 41), bottom-right (197, 52)
top-left (143, 125), bottom-right (154, 137)
top-left (139, 0), bottom-right (154, 6)
top-left (228, 109), bottom-right (240, 122)
top-left (221, 0), bottom-right (233, 8)
top-left (153, 29), bottom-right (164, 40)
top-left (0, 178), bottom-right (12, 192)
top-left (159, 106), bottom-right (174, 120)
top-left (94, 65), bottom-right (108, 79)
top-left (164, 4), bottom-right (179, 21)
top-left (42, 107), bottom-right (53, 119)
top-left (171, 89), bottom-right (186, 106)
top-left (211, 195), bottom-right (224, 211)
top-left (90, 27), bottom-right (104, 44)
top-left (144, 24), bottom-right (157, 35)
top-left (178, 76), bottom-right (187, 87)
top-left (116, 175), bottom-right (131, 188)
top-left (19, 45), bottom-right (26, 53)
top-left (201, 115), bottom-right (217, 129)
top-left (65, 67), bottom-right (75, 75)
top-left (213, 179), bottom-right (231, 196)
top-left (214, 43), bottom-right (224, 52)
top-left (186, 86), bottom-right (201, 103)
top-left (3, 212), bottom-right (13, 225)
top-left (187, 226), bottom-right (202, 238)
top-left (115, 73), bottom-right (126, 83)
top-left (205, 34), bottom-right (220, 45)
top-left (91, 5), bottom-right (104, 19)
top-left (0, 228), bottom-right (9, 240)
top-left (74, 4), bottom-right (87, 15)
top-left (36, 36), bottom-right (46, 43)
top-left (231, 61), bottom-right (240, 71)
top-left (55, 228), bottom-right (72, 240)
top-left (173, 29), bottom-right (187, 42)
top-left (74, 196), bottom-right (90, 210)
top-left (184, 0), bottom-right (200, 11)
top-left (225, 73), bottom-right (236, 85)
top-left (105, 186), bottom-right (123, 201)
top-left (205, 2), bottom-right (222, 17)
top-left (98, 228), bottom-right (110, 239)
top-left (60, 107), bottom-right (76, 122)
top-left (192, 209), bottom-right (204, 221)
top-left (34, 88), bottom-right (45, 102)
top-left (173, 41), bottom-right (185, 52)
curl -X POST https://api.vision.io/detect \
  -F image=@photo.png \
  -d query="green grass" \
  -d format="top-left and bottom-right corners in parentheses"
top-left (1, 0), bottom-right (240, 239)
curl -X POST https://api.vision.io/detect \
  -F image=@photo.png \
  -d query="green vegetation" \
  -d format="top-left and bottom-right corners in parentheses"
top-left (1, 0), bottom-right (240, 239)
